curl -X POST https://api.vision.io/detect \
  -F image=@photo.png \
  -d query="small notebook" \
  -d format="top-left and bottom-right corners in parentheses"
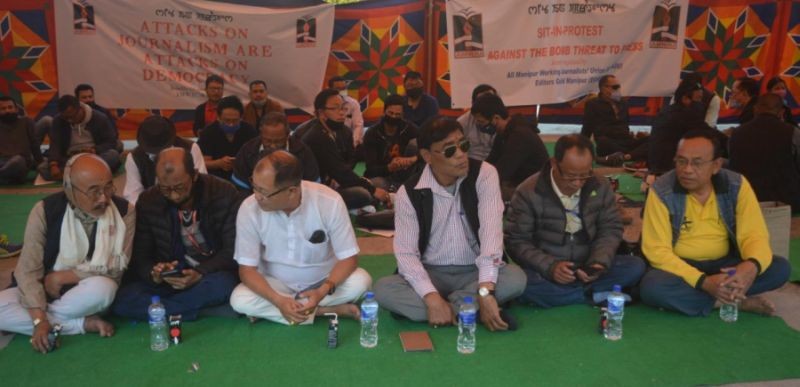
top-left (399, 331), bottom-right (434, 352)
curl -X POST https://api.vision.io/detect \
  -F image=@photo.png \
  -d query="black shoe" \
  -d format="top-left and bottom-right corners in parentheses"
top-left (597, 152), bottom-right (625, 167)
top-left (499, 310), bottom-right (518, 331)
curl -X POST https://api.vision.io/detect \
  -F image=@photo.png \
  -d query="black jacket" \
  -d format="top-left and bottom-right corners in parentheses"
top-left (50, 108), bottom-right (118, 166)
top-left (129, 174), bottom-right (240, 284)
top-left (300, 118), bottom-right (374, 194)
top-left (648, 103), bottom-right (712, 174)
top-left (363, 118), bottom-right (418, 180)
top-left (486, 115), bottom-right (548, 188)
top-left (729, 113), bottom-right (800, 211)
top-left (232, 136), bottom-right (320, 191)
top-left (581, 97), bottom-right (630, 140)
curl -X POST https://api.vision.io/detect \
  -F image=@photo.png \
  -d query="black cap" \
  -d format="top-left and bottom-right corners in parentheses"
top-left (675, 81), bottom-right (703, 102)
top-left (137, 116), bottom-right (176, 154)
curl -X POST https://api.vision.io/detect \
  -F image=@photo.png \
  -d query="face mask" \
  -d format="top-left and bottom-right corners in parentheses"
top-left (728, 97), bottom-right (741, 109)
top-left (384, 116), bottom-right (403, 127)
top-left (479, 122), bottom-right (497, 135)
top-left (221, 122), bottom-right (240, 134)
top-left (0, 113), bottom-right (18, 124)
top-left (252, 100), bottom-right (267, 108)
top-left (406, 87), bottom-right (423, 99)
top-left (688, 101), bottom-right (705, 115)
top-left (773, 89), bottom-right (787, 99)
top-left (338, 90), bottom-right (348, 97)
top-left (325, 119), bottom-right (346, 131)
top-left (610, 90), bottom-right (622, 102)
top-left (146, 152), bottom-right (157, 161)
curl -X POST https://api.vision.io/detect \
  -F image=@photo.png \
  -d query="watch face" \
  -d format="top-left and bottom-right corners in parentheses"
top-left (479, 287), bottom-right (489, 297)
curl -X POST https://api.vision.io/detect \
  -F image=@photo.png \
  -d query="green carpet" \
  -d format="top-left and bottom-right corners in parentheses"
top-left (0, 194), bottom-right (47, 242)
top-left (1, 254), bottom-right (800, 386)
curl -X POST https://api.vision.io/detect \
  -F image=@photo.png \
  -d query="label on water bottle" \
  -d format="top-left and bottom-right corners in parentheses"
top-left (361, 307), bottom-right (376, 320)
top-left (459, 311), bottom-right (476, 325)
top-left (608, 298), bottom-right (624, 314)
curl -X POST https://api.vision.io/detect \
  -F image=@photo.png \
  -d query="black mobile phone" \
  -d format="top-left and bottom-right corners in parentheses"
top-left (578, 265), bottom-right (603, 277)
top-left (160, 267), bottom-right (184, 278)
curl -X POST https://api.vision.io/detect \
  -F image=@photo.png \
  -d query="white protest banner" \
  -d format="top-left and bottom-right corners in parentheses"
top-left (55, 0), bottom-right (334, 111)
top-left (446, 0), bottom-right (688, 108)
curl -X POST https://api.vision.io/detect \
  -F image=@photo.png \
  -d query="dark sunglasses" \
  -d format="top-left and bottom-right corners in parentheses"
top-left (434, 139), bottom-right (471, 158)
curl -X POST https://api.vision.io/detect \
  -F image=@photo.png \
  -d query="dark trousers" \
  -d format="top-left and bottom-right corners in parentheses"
top-left (0, 155), bottom-right (29, 184)
top-left (518, 255), bottom-right (646, 308)
top-left (596, 135), bottom-right (649, 160)
top-left (640, 255), bottom-right (791, 316)
top-left (338, 186), bottom-right (373, 209)
top-left (112, 271), bottom-right (237, 321)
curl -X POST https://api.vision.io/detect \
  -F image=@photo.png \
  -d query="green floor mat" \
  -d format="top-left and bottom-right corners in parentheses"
top-left (0, 194), bottom-right (47, 242)
top-left (1, 255), bottom-right (800, 386)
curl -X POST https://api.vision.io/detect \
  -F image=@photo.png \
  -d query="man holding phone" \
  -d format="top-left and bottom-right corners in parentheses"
top-left (505, 134), bottom-right (645, 308)
top-left (112, 148), bottom-right (240, 321)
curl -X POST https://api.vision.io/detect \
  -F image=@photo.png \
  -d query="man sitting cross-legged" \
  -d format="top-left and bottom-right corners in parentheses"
top-left (230, 151), bottom-right (371, 325)
top-left (0, 153), bottom-right (134, 353)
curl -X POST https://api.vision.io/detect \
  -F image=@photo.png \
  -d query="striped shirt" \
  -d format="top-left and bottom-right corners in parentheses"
top-left (394, 162), bottom-right (504, 298)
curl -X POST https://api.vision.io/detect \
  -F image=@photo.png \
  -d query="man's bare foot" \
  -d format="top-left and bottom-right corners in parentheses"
top-left (316, 304), bottom-right (360, 320)
top-left (740, 296), bottom-right (776, 316)
top-left (248, 316), bottom-right (260, 324)
top-left (84, 315), bottom-right (115, 337)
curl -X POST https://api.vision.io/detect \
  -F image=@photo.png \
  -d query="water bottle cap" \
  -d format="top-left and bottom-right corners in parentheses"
top-left (612, 284), bottom-right (622, 292)
top-left (464, 296), bottom-right (473, 304)
top-left (727, 269), bottom-right (736, 276)
top-left (365, 292), bottom-right (374, 299)
top-left (151, 295), bottom-right (160, 304)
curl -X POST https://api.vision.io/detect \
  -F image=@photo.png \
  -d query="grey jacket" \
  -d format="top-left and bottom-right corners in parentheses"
top-left (504, 163), bottom-right (622, 279)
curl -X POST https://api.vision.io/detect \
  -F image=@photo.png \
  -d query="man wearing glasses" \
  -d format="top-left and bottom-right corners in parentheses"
top-left (299, 89), bottom-right (390, 210)
top-left (0, 153), bottom-right (135, 353)
top-left (375, 117), bottom-right (526, 331)
top-left (230, 151), bottom-right (371, 325)
top-left (112, 148), bottom-right (239, 321)
top-left (640, 131), bottom-right (791, 316)
top-left (581, 74), bottom-right (649, 166)
top-left (505, 134), bottom-right (644, 308)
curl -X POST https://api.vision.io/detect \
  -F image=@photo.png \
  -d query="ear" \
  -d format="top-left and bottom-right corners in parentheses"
top-left (420, 149), bottom-right (432, 165)
top-left (711, 158), bottom-right (724, 174)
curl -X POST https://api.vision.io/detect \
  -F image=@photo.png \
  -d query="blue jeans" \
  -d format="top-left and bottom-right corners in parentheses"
top-left (518, 255), bottom-right (646, 308)
top-left (640, 255), bottom-right (791, 316)
top-left (112, 271), bottom-right (237, 321)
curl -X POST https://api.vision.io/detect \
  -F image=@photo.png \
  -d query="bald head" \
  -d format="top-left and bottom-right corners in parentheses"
top-left (156, 147), bottom-right (192, 179)
top-left (65, 154), bottom-right (114, 217)
top-left (754, 93), bottom-right (785, 116)
top-left (254, 150), bottom-right (302, 188)
top-left (69, 154), bottom-right (112, 189)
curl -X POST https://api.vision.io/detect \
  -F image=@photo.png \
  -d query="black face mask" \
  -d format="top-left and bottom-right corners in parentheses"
top-left (0, 113), bottom-right (18, 124)
top-left (325, 118), bottom-right (346, 131)
top-left (479, 123), bottom-right (496, 135)
top-left (384, 116), bottom-right (403, 127)
top-left (406, 87), bottom-right (423, 99)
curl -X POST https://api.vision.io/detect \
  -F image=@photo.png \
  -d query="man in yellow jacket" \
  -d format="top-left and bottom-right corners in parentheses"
top-left (640, 131), bottom-right (790, 316)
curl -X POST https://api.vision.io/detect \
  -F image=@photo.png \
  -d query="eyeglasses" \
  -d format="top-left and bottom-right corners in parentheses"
top-left (433, 139), bottom-right (471, 158)
top-left (674, 157), bottom-right (715, 169)
top-left (251, 179), bottom-right (295, 199)
top-left (157, 178), bottom-right (192, 196)
top-left (73, 182), bottom-right (116, 201)
top-left (557, 165), bottom-right (594, 182)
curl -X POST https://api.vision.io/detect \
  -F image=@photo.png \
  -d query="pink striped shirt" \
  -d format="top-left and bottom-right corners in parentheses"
top-left (394, 162), bottom-right (504, 298)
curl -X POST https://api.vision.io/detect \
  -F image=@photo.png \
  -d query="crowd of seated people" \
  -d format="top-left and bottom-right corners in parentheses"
top-left (0, 70), bottom-right (796, 353)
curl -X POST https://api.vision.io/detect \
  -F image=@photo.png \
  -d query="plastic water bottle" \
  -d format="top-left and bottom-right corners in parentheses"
top-left (148, 295), bottom-right (168, 351)
top-left (605, 285), bottom-right (625, 341)
top-left (360, 292), bottom-right (379, 348)
top-left (457, 296), bottom-right (477, 354)
top-left (720, 269), bottom-right (739, 323)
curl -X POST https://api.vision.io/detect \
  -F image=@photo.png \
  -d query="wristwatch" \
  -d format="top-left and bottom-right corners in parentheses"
top-left (33, 318), bottom-right (44, 327)
top-left (478, 286), bottom-right (495, 298)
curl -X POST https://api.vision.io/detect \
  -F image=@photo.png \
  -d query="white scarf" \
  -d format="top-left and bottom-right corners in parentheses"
top-left (53, 202), bottom-right (128, 273)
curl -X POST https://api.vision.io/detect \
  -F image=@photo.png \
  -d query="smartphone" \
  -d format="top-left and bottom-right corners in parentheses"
top-left (160, 267), bottom-right (184, 278)
top-left (578, 265), bottom-right (603, 277)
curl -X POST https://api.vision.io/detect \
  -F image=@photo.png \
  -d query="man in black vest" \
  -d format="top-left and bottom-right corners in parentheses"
top-left (374, 117), bottom-right (526, 331)
top-left (113, 148), bottom-right (239, 321)
top-left (730, 77), bottom-right (759, 125)
top-left (729, 93), bottom-right (800, 212)
top-left (122, 116), bottom-right (208, 204)
top-left (0, 153), bottom-right (135, 353)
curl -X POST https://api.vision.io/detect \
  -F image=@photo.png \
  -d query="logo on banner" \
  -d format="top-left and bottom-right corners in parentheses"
top-left (297, 16), bottom-right (317, 48)
top-left (453, 8), bottom-right (484, 59)
top-left (72, 1), bottom-right (96, 34)
top-left (650, 0), bottom-right (680, 49)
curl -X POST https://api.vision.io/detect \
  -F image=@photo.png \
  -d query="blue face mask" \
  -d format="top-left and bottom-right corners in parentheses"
top-left (221, 122), bottom-right (240, 134)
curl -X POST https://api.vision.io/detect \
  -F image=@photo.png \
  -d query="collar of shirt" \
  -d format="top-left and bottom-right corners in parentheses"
top-left (550, 168), bottom-right (581, 202)
top-left (414, 163), bottom-right (466, 198)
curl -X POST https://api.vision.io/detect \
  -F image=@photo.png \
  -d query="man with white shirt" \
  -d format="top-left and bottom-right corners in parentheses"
top-left (374, 117), bottom-right (526, 331)
top-left (229, 151), bottom-right (371, 325)
top-left (328, 76), bottom-right (365, 146)
top-left (122, 116), bottom-right (207, 204)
